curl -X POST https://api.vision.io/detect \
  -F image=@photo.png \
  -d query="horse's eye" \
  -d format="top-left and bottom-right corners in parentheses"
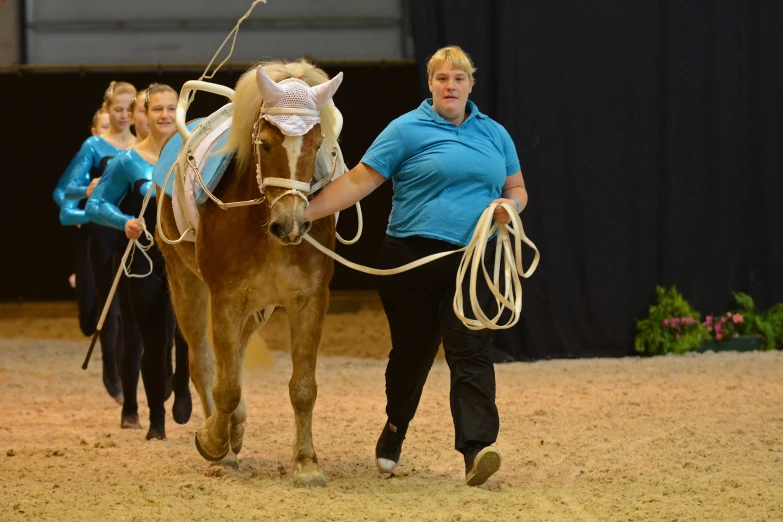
top-left (259, 141), bottom-right (271, 153)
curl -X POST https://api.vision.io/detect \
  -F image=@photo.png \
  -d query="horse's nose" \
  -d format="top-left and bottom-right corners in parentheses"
top-left (300, 220), bottom-right (312, 237)
top-left (269, 221), bottom-right (286, 240)
top-left (269, 219), bottom-right (311, 244)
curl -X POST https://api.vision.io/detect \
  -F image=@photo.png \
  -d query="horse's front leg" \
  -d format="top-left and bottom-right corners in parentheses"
top-left (286, 290), bottom-right (329, 487)
top-left (194, 296), bottom-right (245, 462)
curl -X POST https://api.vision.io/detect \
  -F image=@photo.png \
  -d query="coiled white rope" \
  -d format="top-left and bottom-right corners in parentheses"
top-left (123, 221), bottom-right (155, 279)
top-left (303, 201), bottom-right (540, 330)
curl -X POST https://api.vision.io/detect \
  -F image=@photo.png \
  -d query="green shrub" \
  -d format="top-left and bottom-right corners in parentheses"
top-left (635, 286), bottom-right (709, 355)
top-left (731, 292), bottom-right (783, 350)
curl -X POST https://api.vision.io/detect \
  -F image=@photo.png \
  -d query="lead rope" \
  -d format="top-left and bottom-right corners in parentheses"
top-left (302, 201), bottom-right (540, 330)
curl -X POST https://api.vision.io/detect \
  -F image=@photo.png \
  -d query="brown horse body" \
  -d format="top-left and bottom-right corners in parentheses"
top-left (157, 61), bottom-right (342, 486)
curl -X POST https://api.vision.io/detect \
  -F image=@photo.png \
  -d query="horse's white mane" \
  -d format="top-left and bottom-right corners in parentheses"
top-left (227, 60), bottom-right (341, 176)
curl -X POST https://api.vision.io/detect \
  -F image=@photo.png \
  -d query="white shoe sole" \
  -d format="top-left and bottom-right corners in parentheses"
top-left (376, 457), bottom-right (398, 473)
top-left (466, 446), bottom-right (501, 486)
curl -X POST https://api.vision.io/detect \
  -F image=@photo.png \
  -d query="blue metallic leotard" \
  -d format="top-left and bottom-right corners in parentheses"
top-left (85, 149), bottom-right (155, 231)
top-left (63, 136), bottom-right (124, 200)
top-left (53, 156), bottom-right (90, 226)
top-left (54, 136), bottom-right (124, 225)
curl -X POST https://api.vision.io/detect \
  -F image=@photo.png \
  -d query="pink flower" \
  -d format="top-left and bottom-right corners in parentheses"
top-left (716, 333), bottom-right (723, 341)
top-left (732, 313), bottom-right (743, 324)
top-left (705, 316), bottom-right (713, 325)
top-left (726, 312), bottom-right (732, 317)
top-left (663, 319), bottom-right (670, 326)
top-left (676, 334), bottom-right (680, 339)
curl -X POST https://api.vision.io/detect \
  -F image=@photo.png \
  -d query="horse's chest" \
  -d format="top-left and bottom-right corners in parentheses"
top-left (251, 262), bottom-right (320, 300)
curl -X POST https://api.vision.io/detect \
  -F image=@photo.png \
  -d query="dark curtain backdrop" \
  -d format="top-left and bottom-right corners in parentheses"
top-left (412, 1), bottom-right (783, 359)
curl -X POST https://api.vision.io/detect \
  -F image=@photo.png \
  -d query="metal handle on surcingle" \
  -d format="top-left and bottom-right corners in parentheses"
top-left (82, 237), bottom-right (135, 370)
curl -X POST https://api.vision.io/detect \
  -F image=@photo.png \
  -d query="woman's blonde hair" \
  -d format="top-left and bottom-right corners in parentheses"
top-left (102, 81), bottom-right (137, 108)
top-left (90, 108), bottom-right (106, 130)
top-left (426, 45), bottom-right (477, 84)
top-left (129, 88), bottom-right (147, 114)
top-left (143, 83), bottom-right (177, 111)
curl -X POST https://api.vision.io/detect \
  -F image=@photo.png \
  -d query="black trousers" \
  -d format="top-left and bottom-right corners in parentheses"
top-left (376, 235), bottom-right (499, 453)
top-left (124, 240), bottom-right (188, 426)
top-left (73, 226), bottom-right (98, 336)
top-left (117, 272), bottom-right (143, 418)
top-left (86, 224), bottom-right (121, 381)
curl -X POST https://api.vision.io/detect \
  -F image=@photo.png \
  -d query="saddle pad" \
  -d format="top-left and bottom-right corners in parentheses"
top-left (192, 118), bottom-right (233, 206)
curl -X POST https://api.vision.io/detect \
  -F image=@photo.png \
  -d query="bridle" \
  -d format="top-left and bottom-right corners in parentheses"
top-left (186, 104), bottom-right (339, 213)
top-left (252, 104), bottom-right (337, 210)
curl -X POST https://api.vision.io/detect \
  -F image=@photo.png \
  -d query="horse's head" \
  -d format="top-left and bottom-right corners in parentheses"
top-left (253, 65), bottom-right (343, 245)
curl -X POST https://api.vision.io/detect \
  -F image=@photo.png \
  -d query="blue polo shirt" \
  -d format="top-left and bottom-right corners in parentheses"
top-left (361, 99), bottom-right (520, 247)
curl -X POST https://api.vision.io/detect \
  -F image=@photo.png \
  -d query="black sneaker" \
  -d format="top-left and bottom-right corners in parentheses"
top-left (464, 444), bottom-right (502, 486)
top-left (375, 422), bottom-right (406, 473)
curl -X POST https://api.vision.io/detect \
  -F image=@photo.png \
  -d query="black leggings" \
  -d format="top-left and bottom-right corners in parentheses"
top-left (86, 224), bottom-right (121, 380)
top-left (376, 235), bottom-right (499, 453)
top-left (73, 226), bottom-right (98, 336)
top-left (117, 272), bottom-right (143, 418)
top-left (123, 241), bottom-right (188, 427)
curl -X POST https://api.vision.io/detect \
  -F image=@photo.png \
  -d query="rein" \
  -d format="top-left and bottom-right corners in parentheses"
top-left (303, 202), bottom-right (540, 331)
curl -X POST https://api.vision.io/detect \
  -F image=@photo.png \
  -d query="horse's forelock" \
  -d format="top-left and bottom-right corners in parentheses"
top-left (227, 60), bottom-right (334, 176)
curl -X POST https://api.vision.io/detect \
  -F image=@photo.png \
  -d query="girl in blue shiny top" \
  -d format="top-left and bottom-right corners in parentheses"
top-left (51, 109), bottom-right (110, 339)
top-left (53, 109), bottom-right (111, 226)
top-left (63, 82), bottom-right (137, 203)
top-left (87, 84), bottom-right (192, 440)
top-left (59, 82), bottom-right (137, 404)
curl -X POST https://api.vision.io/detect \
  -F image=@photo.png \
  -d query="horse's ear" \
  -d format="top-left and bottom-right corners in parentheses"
top-left (310, 72), bottom-right (343, 108)
top-left (256, 65), bottom-right (285, 105)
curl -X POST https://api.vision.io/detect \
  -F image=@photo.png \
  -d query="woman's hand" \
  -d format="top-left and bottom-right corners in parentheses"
top-left (125, 218), bottom-right (143, 240)
top-left (489, 198), bottom-right (519, 225)
top-left (86, 178), bottom-right (101, 197)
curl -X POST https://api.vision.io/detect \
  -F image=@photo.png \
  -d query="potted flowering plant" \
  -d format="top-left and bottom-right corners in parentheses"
top-left (716, 292), bottom-right (783, 351)
top-left (698, 310), bottom-right (762, 352)
top-left (635, 286), bottom-right (709, 355)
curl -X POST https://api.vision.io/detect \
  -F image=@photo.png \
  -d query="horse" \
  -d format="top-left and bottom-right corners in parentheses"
top-left (156, 60), bottom-right (344, 486)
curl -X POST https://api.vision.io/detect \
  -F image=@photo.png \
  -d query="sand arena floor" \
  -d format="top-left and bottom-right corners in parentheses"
top-left (0, 300), bottom-right (782, 521)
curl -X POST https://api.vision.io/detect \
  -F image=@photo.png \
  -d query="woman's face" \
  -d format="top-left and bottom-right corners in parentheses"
top-left (106, 93), bottom-right (133, 132)
top-left (146, 91), bottom-right (178, 139)
top-left (132, 96), bottom-right (150, 140)
top-left (91, 112), bottom-right (110, 136)
top-left (428, 64), bottom-right (473, 124)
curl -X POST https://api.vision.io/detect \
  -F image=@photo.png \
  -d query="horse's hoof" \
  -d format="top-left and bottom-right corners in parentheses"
top-left (195, 432), bottom-right (229, 462)
top-left (292, 461), bottom-right (326, 488)
top-left (230, 424), bottom-right (244, 455)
